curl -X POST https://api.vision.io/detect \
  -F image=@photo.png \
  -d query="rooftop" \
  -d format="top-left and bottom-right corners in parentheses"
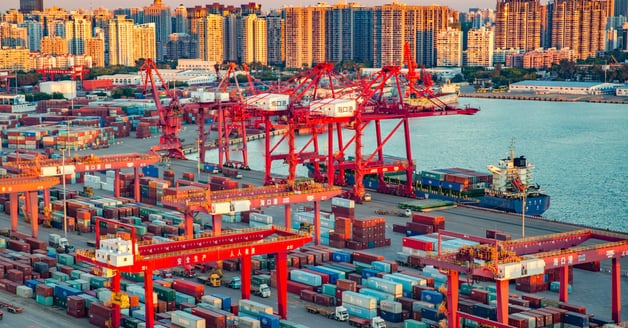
top-left (512, 80), bottom-right (607, 88)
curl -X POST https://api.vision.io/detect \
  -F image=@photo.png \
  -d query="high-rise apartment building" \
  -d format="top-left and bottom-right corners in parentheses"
top-left (373, 3), bottom-right (405, 67)
top-left (198, 14), bottom-right (224, 64)
top-left (134, 23), bottom-right (157, 62)
top-left (266, 12), bottom-right (284, 66)
top-left (617, 0), bottom-right (628, 16)
top-left (40, 36), bottom-right (68, 55)
top-left (223, 14), bottom-right (238, 63)
top-left (465, 27), bottom-right (494, 67)
top-left (284, 6), bottom-right (312, 69)
top-left (167, 33), bottom-right (198, 60)
top-left (407, 6), bottom-right (454, 67)
top-left (84, 38), bottom-right (105, 67)
top-left (21, 20), bottom-right (43, 51)
top-left (108, 15), bottom-right (135, 66)
top-left (174, 5), bottom-right (188, 34)
top-left (0, 48), bottom-right (31, 70)
top-left (551, 0), bottom-right (611, 60)
top-left (144, 0), bottom-right (171, 61)
top-left (20, 0), bottom-right (43, 14)
top-left (326, 2), bottom-right (354, 63)
top-left (436, 27), bottom-right (462, 67)
top-left (37, 7), bottom-right (69, 37)
top-left (240, 14), bottom-right (267, 65)
top-left (352, 7), bottom-right (373, 66)
top-left (310, 4), bottom-right (328, 65)
top-left (495, 0), bottom-right (542, 51)
top-left (3, 9), bottom-right (25, 24)
top-left (0, 23), bottom-right (27, 48)
top-left (65, 14), bottom-right (92, 55)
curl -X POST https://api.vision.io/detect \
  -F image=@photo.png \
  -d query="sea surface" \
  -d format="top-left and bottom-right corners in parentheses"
top-left (197, 98), bottom-right (628, 232)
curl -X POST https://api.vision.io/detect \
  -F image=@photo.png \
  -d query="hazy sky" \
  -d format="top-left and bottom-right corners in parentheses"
top-left (1, 0), bottom-right (498, 13)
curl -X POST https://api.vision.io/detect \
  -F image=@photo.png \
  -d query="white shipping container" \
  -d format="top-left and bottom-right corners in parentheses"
top-left (310, 98), bottom-right (356, 117)
top-left (215, 92), bottom-right (230, 101)
top-left (191, 91), bottom-right (216, 103)
top-left (237, 316), bottom-right (261, 328)
top-left (171, 310), bottom-right (205, 328)
top-left (245, 93), bottom-right (289, 111)
top-left (331, 197), bottom-right (355, 208)
top-left (200, 295), bottom-right (222, 309)
top-left (341, 291), bottom-right (377, 310)
top-left (231, 199), bottom-right (251, 212)
top-left (211, 202), bottom-right (232, 214)
top-left (250, 213), bottom-right (273, 224)
top-left (380, 300), bottom-right (402, 314)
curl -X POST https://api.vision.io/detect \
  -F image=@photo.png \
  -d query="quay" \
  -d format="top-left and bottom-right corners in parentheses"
top-left (460, 91), bottom-right (628, 104)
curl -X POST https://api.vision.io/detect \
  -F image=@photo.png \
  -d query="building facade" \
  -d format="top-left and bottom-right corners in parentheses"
top-left (134, 23), bottom-right (157, 63)
top-left (144, 0), bottom-right (171, 61)
top-left (20, 0), bottom-right (44, 14)
top-left (284, 6), bottom-right (312, 69)
top-left (436, 27), bottom-right (462, 67)
top-left (465, 27), bottom-right (494, 67)
top-left (198, 14), bottom-right (224, 64)
top-left (108, 15), bottom-right (135, 66)
top-left (551, 0), bottom-right (610, 60)
top-left (266, 13), bottom-right (284, 66)
top-left (495, 0), bottom-right (542, 51)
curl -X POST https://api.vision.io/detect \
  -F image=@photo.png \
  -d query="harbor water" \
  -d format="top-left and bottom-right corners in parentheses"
top-left (193, 98), bottom-right (627, 232)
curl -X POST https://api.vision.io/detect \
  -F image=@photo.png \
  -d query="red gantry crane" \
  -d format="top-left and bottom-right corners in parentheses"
top-left (77, 218), bottom-right (313, 328)
top-left (140, 59), bottom-right (186, 159)
top-left (256, 59), bottom-right (479, 201)
top-left (408, 229), bottom-right (628, 328)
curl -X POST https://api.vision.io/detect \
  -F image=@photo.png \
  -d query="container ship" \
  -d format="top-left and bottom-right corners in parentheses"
top-left (306, 146), bottom-right (550, 216)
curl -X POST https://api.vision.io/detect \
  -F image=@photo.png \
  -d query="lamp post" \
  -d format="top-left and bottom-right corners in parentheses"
top-left (521, 188), bottom-right (527, 238)
top-left (197, 139), bottom-right (201, 177)
top-left (61, 148), bottom-right (67, 238)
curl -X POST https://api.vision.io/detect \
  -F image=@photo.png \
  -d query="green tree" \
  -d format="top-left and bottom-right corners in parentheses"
top-left (52, 92), bottom-right (65, 99)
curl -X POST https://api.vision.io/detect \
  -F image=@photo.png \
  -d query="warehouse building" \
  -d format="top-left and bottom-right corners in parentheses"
top-left (509, 81), bottom-right (620, 95)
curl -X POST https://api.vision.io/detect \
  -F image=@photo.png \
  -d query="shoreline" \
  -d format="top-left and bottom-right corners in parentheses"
top-left (459, 91), bottom-right (628, 104)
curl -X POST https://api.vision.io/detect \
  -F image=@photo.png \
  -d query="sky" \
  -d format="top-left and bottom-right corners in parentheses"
top-left (0, 0), bottom-right (498, 13)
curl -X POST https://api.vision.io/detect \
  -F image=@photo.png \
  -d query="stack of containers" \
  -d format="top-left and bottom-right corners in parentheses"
top-left (341, 291), bottom-right (378, 320)
top-left (89, 302), bottom-right (112, 328)
top-left (172, 279), bottom-right (205, 302)
top-left (403, 213), bottom-right (446, 237)
top-left (35, 283), bottom-right (54, 306)
top-left (66, 295), bottom-right (86, 318)
top-left (335, 279), bottom-right (357, 305)
top-left (363, 277), bottom-right (402, 303)
top-left (383, 273), bottom-right (426, 298)
top-left (249, 213), bottom-right (273, 229)
top-left (379, 300), bottom-right (403, 322)
top-left (171, 310), bottom-right (206, 327)
top-left (347, 217), bottom-right (389, 250)
top-left (238, 299), bottom-right (273, 318)
top-left (329, 217), bottom-right (351, 248)
top-left (293, 211), bottom-right (335, 245)
top-left (330, 197), bottom-right (355, 218)
top-left (288, 269), bottom-right (321, 295)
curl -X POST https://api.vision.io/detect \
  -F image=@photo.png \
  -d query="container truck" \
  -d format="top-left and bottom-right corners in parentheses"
top-left (305, 305), bottom-right (348, 321)
top-left (49, 234), bottom-right (74, 253)
top-left (252, 284), bottom-right (271, 298)
top-left (348, 316), bottom-right (386, 328)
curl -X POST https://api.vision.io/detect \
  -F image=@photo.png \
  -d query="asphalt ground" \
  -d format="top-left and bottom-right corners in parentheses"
top-left (0, 130), bottom-right (626, 328)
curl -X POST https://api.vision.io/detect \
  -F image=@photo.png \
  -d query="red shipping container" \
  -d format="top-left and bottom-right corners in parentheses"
top-left (191, 307), bottom-right (226, 328)
top-left (172, 279), bottom-right (204, 301)
top-left (558, 302), bottom-right (586, 314)
top-left (336, 279), bottom-right (357, 292)
top-left (287, 280), bottom-right (315, 295)
top-left (412, 213), bottom-right (445, 226)
top-left (406, 222), bottom-right (434, 234)
top-left (300, 290), bottom-right (317, 302)
top-left (314, 293), bottom-right (335, 306)
top-left (402, 237), bottom-right (434, 251)
top-left (351, 251), bottom-right (384, 264)
top-left (471, 289), bottom-right (489, 304)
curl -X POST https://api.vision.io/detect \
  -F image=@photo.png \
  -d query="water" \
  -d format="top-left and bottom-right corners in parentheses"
top-left (195, 98), bottom-right (628, 232)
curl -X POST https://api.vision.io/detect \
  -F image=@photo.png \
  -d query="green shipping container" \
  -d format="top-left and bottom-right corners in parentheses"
top-left (153, 284), bottom-right (176, 302)
top-left (404, 320), bottom-right (427, 328)
top-left (90, 277), bottom-right (110, 289)
top-left (58, 254), bottom-right (75, 266)
top-left (52, 271), bottom-right (69, 282)
top-left (36, 294), bottom-right (53, 306)
top-left (321, 284), bottom-right (336, 297)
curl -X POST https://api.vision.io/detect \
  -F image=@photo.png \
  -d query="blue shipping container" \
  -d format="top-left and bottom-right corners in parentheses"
top-left (343, 303), bottom-right (378, 320)
top-left (258, 312), bottom-right (281, 328)
top-left (421, 307), bottom-right (445, 321)
top-left (211, 293), bottom-right (232, 311)
top-left (380, 310), bottom-right (403, 323)
top-left (54, 285), bottom-right (82, 299)
top-left (420, 290), bottom-right (444, 304)
top-left (563, 312), bottom-right (590, 327)
top-left (361, 268), bottom-right (379, 279)
top-left (332, 251), bottom-right (352, 263)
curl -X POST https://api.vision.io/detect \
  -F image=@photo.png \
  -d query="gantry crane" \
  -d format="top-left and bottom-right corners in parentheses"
top-left (409, 229), bottom-right (628, 328)
top-left (36, 65), bottom-right (89, 82)
top-left (140, 59), bottom-right (186, 159)
top-left (249, 57), bottom-right (478, 202)
top-left (76, 217), bottom-right (313, 328)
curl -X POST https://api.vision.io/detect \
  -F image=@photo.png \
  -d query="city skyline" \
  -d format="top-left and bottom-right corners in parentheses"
top-left (3, 0), bottom-right (514, 13)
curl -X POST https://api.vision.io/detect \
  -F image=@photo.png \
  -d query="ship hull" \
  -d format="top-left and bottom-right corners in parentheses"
top-left (478, 194), bottom-right (550, 216)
